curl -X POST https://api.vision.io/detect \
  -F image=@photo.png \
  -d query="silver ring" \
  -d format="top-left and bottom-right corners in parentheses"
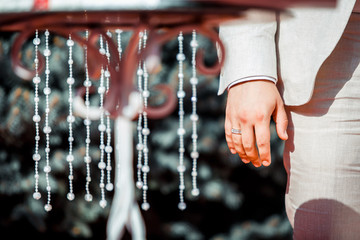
top-left (231, 128), bottom-right (242, 135)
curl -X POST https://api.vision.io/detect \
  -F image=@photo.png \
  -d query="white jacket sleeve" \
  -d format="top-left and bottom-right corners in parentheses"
top-left (218, 10), bottom-right (278, 95)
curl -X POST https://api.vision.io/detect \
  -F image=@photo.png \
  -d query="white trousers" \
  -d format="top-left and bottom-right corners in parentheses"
top-left (284, 13), bottom-right (360, 239)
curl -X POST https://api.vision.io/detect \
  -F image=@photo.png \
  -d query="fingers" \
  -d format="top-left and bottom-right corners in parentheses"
top-left (255, 121), bottom-right (271, 167)
top-left (224, 120), bottom-right (236, 154)
top-left (273, 100), bottom-right (289, 140)
top-left (241, 124), bottom-right (261, 167)
top-left (230, 126), bottom-right (249, 164)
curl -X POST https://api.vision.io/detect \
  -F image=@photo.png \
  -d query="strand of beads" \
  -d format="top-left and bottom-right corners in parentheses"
top-left (66, 34), bottom-right (75, 201)
top-left (141, 31), bottom-right (151, 211)
top-left (136, 31), bottom-right (144, 191)
top-left (32, 29), bottom-right (42, 201)
top-left (104, 31), bottom-right (114, 192)
top-left (98, 35), bottom-right (107, 208)
top-left (177, 32), bottom-right (187, 211)
top-left (83, 30), bottom-right (93, 202)
top-left (190, 30), bottom-right (200, 197)
top-left (43, 29), bottom-right (53, 212)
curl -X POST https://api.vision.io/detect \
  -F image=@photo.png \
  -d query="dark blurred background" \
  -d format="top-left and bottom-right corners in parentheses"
top-left (0, 31), bottom-right (291, 240)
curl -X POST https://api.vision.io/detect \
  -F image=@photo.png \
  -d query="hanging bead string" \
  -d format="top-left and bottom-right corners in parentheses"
top-left (136, 31), bottom-right (144, 191)
top-left (141, 31), bottom-right (151, 211)
top-left (104, 31), bottom-right (114, 192)
top-left (190, 30), bottom-right (200, 197)
top-left (66, 34), bottom-right (75, 201)
top-left (32, 29), bottom-right (42, 201)
top-left (116, 29), bottom-right (123, 61)
top-left (98, 35), bottom-right (107, 208)
top-left (43, 29), bottom-right (53, 212)
top-left (83, 30), bottom-right (93, 202)
top-left (177, 32), bottom-right (187, 211)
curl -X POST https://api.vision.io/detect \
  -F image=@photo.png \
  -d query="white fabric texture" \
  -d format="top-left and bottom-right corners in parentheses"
top-left (284, 12), bottom-right (360, 239)
top-left (218, 0), bottom-right (356, 106)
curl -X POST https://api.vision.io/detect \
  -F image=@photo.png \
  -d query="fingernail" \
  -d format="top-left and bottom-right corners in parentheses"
top-left (284, 130), bottom-right (288, 139)
top-left (254, 162), bottom-right (261, 167)
top-left (242, 158), bottom-right (250, 163)
top-left (262, 161), bottom-right (270, 167)
top-left (230, 149), bottom-right (236, 154)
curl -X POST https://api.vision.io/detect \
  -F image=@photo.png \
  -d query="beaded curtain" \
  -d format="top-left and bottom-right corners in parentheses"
top-left (0, 31), bottom-right (291, 240)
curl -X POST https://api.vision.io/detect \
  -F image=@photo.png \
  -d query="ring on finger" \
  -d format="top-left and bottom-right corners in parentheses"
top-left (231, 128), bottom-right (242, 135)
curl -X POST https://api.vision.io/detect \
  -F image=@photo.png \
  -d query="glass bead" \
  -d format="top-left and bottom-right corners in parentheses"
top-left (191, 171), bottom-right (198, 177)
top-left (136, 143), bottom-right (144, 151)
top-left (45, 147), bottom-right (50, 153)
top-left (67, 115), bottom-right (75, 123)
top-left (98, 86), bottom-right (106, 94)
top-left (98, 124), bottom-right (106, 132)
top-left (142, 165), bottom-right (150, 173)
top-left (84, 193), bottom-right (93, 202)
top-left (190, 40), bottom-right (198, 48)
top-left (43, 87), bottom-right (51, 95)
top-left (84, 156), bottom-right (92, 163)
top-left (68, 136), bottom-right (74, 142)
top-left (137, 69), bottom-right (143, 75)
top-left (32, 114), bottom-right (41, 123)
top-left (104, 70), bottom-right (110, 77)
top-left (33, 76), bottom-right (41, 84)
top-left (106, 183), bottom-right (114, 191)
top-left (179, 147), bottom-right (185, 153)
top-left (191, 188), bottom-right (200, 197)
top-left (142, 185), bottom-right (148, 191)
top-left (34, 174), bottom-right (39, 179)
top-left (68, 175), bottom-right (74, 180)
top-left (136, 181), bottom-right (143, 189)
top-left (105, 146), bottom-right (113, 153)
top-left (98, 162), bottom-right (106, 169)
top-left (43, 126), bottom-right (52, 134)
top-left (68, 59), bottom-right (74, 65)
top-left (83, 80), bottom-right (92, 87)
top-left (176, 53), bottom-right (185, 61)
top-left (84, 119), bottom-right (91, 126)
top-left (86, 176), bottom-right (91, 182)
top-left (191, 151), bottom-right (199, 159)
top-left (67, 192), bottom-right (75, 201)
top-left (99, 48), bottom-right (106, 55)
top-left (177, 128), bottom-right (186, 136)
top-left (142, 90), bottom-right (150, 98)
top-left (100, 200), bottom-right (107, 208)
top-left (143, 147), bottom-right (149, 153)
top-left (33, 192), bottom-right (41, 200)
top-left (32, 153), bottom-right (41, 161)
top-left (35, 136), bottom-right (40, 141)
top-left (34, 97), bottom-right (39, 103)
top-left (177, 165), bottom-right (186, 173)
top-left (99, 183), bottom-right (105, 188)
top-left (177, 35), bottom-right (184, 41)
top-left (142, 128), bottom-right (150, 136)
top-left (33, 37), bottom-right (40, 45)
top-left (190, 113), bottom-right (199, 122)
top-left (178, 73), bottom-right (184, 78)
top-left (44, 204), bottom-right (52, 212)
top-left (141, 202), bottom-right (150, 211)
top-left (66, 154), bottom-right (74, 162)
top-left (177, 90), bottom-right (186, 98)
top-left (44, 165), bottom-right (51, 173)
top-left (67, 77), bottom-right (75, 85)
top-left (45, 69), bottom-right (50, 75)
top-left (191, 96), bottom-right (197, 102)
top-left (66, 39), bottom-right (74, 47)
top-left (178, 202), bottom-right (187, 211)
top-left (46, 186), bottom-right (51, 192)
top-left (43, 49), bottom-right (51, 57)
top-left (179, 184), bottom-right (185, 190)
top-left (44, 30), bottom-right (50, 36)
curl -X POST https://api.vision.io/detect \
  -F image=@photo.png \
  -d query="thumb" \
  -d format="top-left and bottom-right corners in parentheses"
top-left (273, 101), bottom-right (288, 140)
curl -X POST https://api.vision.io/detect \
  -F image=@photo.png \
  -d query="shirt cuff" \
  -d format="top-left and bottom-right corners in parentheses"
top-left (227, 75), bottom-right (277, 90)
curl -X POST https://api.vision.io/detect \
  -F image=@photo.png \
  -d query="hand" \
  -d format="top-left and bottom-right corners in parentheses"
top-left (225, 80), bottom-right (288, 167)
